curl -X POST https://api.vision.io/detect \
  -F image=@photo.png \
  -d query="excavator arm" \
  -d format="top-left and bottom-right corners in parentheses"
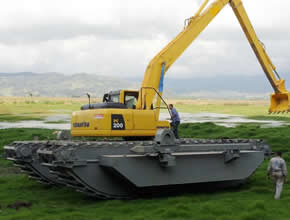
top-left (137, 0), bottom-right (290, 115)
top-left (230, 0), bottom-right (290, 113)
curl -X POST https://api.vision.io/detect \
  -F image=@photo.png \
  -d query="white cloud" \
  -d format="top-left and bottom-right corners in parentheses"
top-left (0, 0), bottom-right (289, 82)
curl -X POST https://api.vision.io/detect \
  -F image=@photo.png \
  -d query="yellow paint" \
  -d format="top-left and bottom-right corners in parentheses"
top-left (230, 0), bottom-right (290, 112)
top-left (210, 5), bottom-right (220, 17)
top-left (71, 90), bottom-right (170, 137)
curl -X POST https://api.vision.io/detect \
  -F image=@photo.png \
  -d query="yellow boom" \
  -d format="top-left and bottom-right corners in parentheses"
top-left (72, 0), bottom-right (289, 138)
top-left (137, 0), bottom-right (290, 114)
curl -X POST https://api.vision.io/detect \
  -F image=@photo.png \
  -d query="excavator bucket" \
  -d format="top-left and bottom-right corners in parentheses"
top-left (269, 92), bottom-right (290, 113)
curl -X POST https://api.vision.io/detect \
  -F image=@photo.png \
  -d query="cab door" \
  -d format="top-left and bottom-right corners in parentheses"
top-left (132, 110), bottom-right (156, 130)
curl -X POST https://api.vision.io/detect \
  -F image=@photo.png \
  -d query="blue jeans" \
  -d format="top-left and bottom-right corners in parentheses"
top-left (171, 121), bottom-right (180, 139)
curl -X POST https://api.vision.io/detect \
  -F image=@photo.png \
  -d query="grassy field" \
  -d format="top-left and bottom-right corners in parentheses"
top-left (0, 124), bottom-right (290, 220)
top-left (1, 97), bottom-right (290, 219)
top-left (171, 100), bottom-right (290, 121)
top-left (1, 96), bottom-right (290, 123)
top-left (0, 96), bottom-right (94, 122)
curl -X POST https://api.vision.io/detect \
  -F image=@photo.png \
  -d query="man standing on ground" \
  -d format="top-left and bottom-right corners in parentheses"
top-left (267, 151), bottom-right (288, 200)
top-left (169, 104), bottom-right (180, 139)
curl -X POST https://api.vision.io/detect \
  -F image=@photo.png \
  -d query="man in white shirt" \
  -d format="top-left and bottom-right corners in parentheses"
top-left (267, 151), bottom-right (288, 200)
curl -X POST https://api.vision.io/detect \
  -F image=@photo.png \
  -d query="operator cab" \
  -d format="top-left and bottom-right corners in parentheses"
top-left (81, 90), bottom-right (139, 110)
top-left (103, 90), bottom-right (121, 103)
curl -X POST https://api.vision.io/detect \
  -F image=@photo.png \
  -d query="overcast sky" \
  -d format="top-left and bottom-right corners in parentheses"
top-left (0, 0), bottom-right (289, 81)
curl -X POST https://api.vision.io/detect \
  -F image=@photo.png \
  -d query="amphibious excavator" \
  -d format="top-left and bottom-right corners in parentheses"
top-left (4, 0), bottom-right (287, 199)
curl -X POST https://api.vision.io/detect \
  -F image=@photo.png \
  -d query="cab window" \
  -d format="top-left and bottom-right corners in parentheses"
top-left (110, 94), bottom-right (120, 103)
top-left (125, 92), bottom-right (138, 109)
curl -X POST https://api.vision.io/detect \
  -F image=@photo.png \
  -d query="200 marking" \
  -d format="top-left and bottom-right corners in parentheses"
top-left (113, 123), bottom-right (124, 129)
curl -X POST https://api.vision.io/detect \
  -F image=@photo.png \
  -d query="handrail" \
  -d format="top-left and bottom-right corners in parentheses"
top-left (140, 87), bottom-right (172, 118)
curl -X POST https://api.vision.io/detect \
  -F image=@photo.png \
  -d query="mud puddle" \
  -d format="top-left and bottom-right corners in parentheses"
top-left (160, 112), bottom-right (289, 128)
top-left (0, 114), bottom-right (71, 130)
top-left (0, 113), bottom-right (288, 129)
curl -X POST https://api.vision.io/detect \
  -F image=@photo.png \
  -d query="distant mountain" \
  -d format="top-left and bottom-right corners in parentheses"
top-left (164, 74), bottom-right (290, 93)
top-left (163, 73), bottom-right (290, 99)
top-left (0, 72), bottom-right (289, 99)
top-left (0, 72), bottom-right (139, 97)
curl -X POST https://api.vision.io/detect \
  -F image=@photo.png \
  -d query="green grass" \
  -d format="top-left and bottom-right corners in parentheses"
top-left (0, 129), bottom-right (56, 168)
top-left (180, 122), bottom-right (290, 152)
top-left (0, 114), bottom-right (44, 122)
top-left (44, 120), bottom-right (70, 124)
top-left (0, 125), bottom-right (290, 220)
